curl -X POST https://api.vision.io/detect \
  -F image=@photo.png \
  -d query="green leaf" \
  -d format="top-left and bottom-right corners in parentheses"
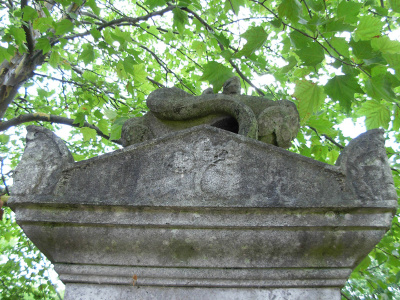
top-left (22, 6), bottom-right (38, 21)
top-left (224, 0), bottom-right (245, 15)
top-left (371, 65), bottom-right (387, 77)
top-left (34, 37), bottom-right (51, 54)
top-left (349, 39), bottom-right (377, 60)
top-left (278, 55), bottom-right (297, 73)
top-left (293, 66), bottom-right (313, 78)
top-left (9, 27), bottom-right (26, 46)
top-left (104, 109), bottom-right (118, 120)
top-left (337, 1), bottom-right (362, 24)
top-left (102, 28), bottom-right (113, 45)
top-left (393, 105), bottom-right (400, 131)
top-left (354, 255), bottom-right (371, 272)
top-left (324, 19), bottom-right (355, 32)
top-left (173, 8), bottom-right (188, 35)
top-left (293, 80), bottom-right (326, 121)
top-left (327, 37), bottom-right (350, 58)
top-left (82, 70), bottom-right (97, 82)
top-left (32, 17), bottom-right (53, 33)
top-left (86, 0), bottom-right (100, 15)
top-left (122, 56), bottom-right (136, 76)
top-left (213, 32), bottom-right (230, 49)
top-left (359, 100), bottom-right (390, 129)
top-left (289, 30), bottom-right (310, 49)
top-left (111, 27), bottom-right (132, 45)
top-left (94, 110), bottom-right (103, 119)
top-left (269, 18), bottom-right (283, 28)
top-left (192, 41), bottom-right (206, 56)
top-left (132, 64), bottom-right (149, 84)
top-left (97, 119), bottom-right (109, 135)
top-left (55, 19), bottom-right (73, 35)
top-left (220, 49), bottom-right (233, 60)
top-left (90, 28), bottom-right (102, 40)
top-left (306, 115), bottom-right (336, 136)
top-left (306, 0), bottom-right (324, 12)
top-left (295, 42), bottom-right (324, 67)
top-left (200, 62), bottom-right (234, 93)
top-left (383, 53), bottom-right (400, 80)
top-left (114, 117), bottom-right (129, 125)
top-left (0, 46), bottom-right (12, 62)
top-left (371, 36), bottom-right (400, 54)
top-left (354, 16), bottom-right (384, 41)
top-left (73, 112), bottom-right (86, 126)
top-left (110, 124), bottom-right (122, 140)
top-left (364, 75), bottom-right (397, 102)
top-left (389, 0), bottom-right (400, 12)
top-left (236, 26), bottom-right (268, 58)
top-left (144, 0), bottom-right (167, 9)
top-left (278, 0), bottom-right (302, 23)
top-left (147, 26), bottom-right (160, 36)
top-left (49, 51), bottom-right (60, 68)
top-left (0, 134), bottom-right (10, 144)
top-left (375, 251), bottom-right (388, 264)
top-left (80, 127), bottom-right (97, 142)
top-left (324, 75), bottom-right (363, 112)
top-left (79, 45), bottom-right (95, 65)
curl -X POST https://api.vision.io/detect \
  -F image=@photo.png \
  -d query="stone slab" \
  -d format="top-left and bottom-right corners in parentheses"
top-left (64, 284), bottom-right (340, 300)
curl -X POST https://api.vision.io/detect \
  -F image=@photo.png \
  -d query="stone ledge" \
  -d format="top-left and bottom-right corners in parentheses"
top-left (64, 284), bottom-right (341, 300)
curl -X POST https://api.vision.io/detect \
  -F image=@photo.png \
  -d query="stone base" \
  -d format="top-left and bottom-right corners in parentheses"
top-left (64, 284), bottom-right (340, 300)
top-left (10, 126), bottom-right (397, 300)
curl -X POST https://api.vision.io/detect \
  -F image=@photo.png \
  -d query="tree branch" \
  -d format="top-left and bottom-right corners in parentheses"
top-left (250, 0), bottom-right (371, 77)
top-left (340, 292), bottom-right (351, 300)
top-left (33, 72), bottom-right (128, 107)
top-left (0, 113), bottom-right (123, 145)
top-left (134, 23), bottom-right (202, 69)
top-left (215, 17), bottom-right (270, 28)
top-left (139, 45), bottom-right (196, 94)
top-left (146, 76), bottom-right (165, 88)
top-left (376, 246), bottom-right (400, 259)
top-left (0, 0), bottom-right (12, 9)
top-left (308, 126), bottom-right (344, 149)
top-left (229, 59), bottom-right (265, 96)
top-left (21, 0), bottom-right (35, 53)
top-left (80, 11), bottom-right (107, 23)
top-left (182, 6), bottom-right (265, 96)
top-left (65, 4), bottom-right (175, 42)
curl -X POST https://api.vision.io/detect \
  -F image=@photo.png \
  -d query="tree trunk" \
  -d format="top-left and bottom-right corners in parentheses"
top-left (0, 51), bottom-right (46, 119)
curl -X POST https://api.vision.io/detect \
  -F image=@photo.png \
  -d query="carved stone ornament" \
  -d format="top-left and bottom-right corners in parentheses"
top-left (9, 122), bottom-right (397, 299)
top-left (121, 76), bottom-right (300, 149)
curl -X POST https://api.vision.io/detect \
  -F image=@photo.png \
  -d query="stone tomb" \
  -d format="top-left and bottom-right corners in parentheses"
top-left (9, 125), bottom-right (397, 300)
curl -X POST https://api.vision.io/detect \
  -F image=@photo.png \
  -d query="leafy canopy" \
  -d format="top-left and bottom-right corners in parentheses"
top-left (1, 0), bottom-right (400, 299)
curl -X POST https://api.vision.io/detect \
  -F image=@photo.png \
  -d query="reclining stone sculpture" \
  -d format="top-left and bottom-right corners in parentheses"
top-left (121, 76), bottom-right (300, 148)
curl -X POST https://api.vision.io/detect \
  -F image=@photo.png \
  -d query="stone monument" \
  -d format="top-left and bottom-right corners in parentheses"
top-left (9, 78), bottom-right (397, 299)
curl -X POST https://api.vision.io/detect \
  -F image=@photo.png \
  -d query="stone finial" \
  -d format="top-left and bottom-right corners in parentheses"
top-left (336, 129), bottom-right (397, 201)
top-left (122, 76), bottom-right (300, 149)
top-left (222, 76), bottom-right (241, 95)
top-left (12, 125), bottom-right (74, 196)
top-left (202, 87), bottom-right (214, 95)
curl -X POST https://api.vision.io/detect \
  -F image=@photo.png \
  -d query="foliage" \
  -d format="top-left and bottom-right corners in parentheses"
top-left (0, 0), bottom-right (400, 298)
top-left (0, 207), bottom-right (63, 300)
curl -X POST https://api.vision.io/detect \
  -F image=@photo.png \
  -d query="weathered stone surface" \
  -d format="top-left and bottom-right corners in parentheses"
top-left (12, 126), bottom-right (395, 207)
top-left (336, 128), bottom-right (397, 201)
top-left (9, 125), bottom-right (397, 300)
top-left (12, 125), bottom-right (73, 196)
top-left (121, 76), bottom-right (300, 148)
top-left (65, 285), bottom-right (340, 300)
